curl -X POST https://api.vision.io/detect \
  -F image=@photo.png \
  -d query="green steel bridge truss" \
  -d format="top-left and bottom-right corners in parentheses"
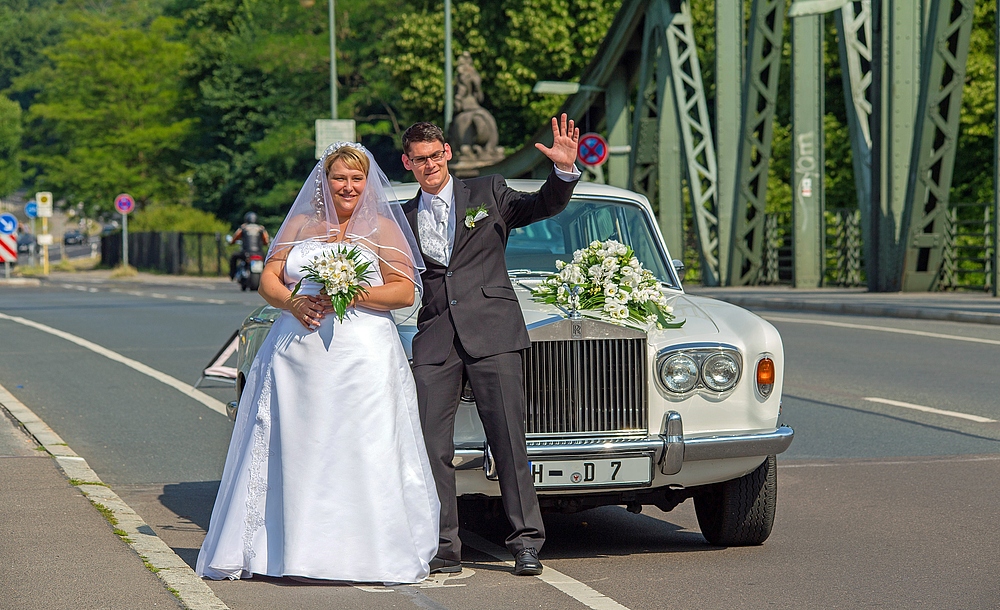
top-left (484, 0), bottom-right (986, 291)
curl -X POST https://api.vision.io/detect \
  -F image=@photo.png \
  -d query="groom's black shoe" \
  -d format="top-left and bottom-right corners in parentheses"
top-left (429, 556), bottom-right (462, 574)
top-left (512, 548), bottom-right (543, 576)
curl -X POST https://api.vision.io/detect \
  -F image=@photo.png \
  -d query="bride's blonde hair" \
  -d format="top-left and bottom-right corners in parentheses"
top-left (324, 145), bottom-right (370, 178)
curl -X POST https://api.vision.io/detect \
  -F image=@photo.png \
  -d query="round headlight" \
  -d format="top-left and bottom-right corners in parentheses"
top-left (660, 354), bottom-right (699, 393)
top-left (702, 353), bottom-right (740, 391)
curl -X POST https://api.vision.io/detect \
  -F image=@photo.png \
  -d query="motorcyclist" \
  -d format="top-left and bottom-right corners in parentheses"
top-left (229, 212), bottom-right (270, 279)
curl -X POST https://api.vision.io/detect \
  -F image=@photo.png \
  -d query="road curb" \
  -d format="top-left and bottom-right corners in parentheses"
top-left (0, 384), bottom-right (229, 610)
top-left (703, 295), bottom-right (1000, 326)
top-left (0, 277), bottom-right (42, 286)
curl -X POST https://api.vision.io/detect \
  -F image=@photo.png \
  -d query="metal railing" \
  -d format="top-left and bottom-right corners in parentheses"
top-left (101, 232), bottom-right (239, 276)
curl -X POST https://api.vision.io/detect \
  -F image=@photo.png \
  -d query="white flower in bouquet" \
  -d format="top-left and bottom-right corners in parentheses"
top-left (531, 239), bottom-right (684, 330)
top-left (291, 245), bottom-right (375, 322)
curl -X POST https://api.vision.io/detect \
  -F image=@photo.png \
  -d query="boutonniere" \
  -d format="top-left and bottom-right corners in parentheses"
top-left (464, 204), bottom-right (489, 229)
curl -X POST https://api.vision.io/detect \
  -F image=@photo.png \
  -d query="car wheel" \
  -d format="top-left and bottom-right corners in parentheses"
top-left (694, 454), bottom-right (776, 546)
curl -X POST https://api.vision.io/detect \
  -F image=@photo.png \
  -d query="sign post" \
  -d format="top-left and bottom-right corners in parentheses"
top-left (35, 192), bottom-right (53, 275)
top-left (114, 193), bottom-right (135, 267)
top-left (0, 212), bottom-right (17, 279)
top-left (24, 201), bottom-right (36, 266)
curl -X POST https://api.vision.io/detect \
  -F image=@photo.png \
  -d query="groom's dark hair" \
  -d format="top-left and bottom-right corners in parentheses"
top-left (402, 122), bottom-right (446, 155)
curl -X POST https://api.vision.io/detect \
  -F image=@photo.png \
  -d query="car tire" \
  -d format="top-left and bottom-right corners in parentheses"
top-left (694, 454), bottom-right (776, 546)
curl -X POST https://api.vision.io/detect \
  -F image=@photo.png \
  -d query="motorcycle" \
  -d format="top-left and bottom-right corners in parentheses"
top-left (234, 251), bottom-right (264, 291)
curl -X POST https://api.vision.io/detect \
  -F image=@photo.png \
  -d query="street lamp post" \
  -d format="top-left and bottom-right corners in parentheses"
top-left (444, 0), bottom-right (452, 132)
top-left (329, 0), bottom-right (337, 119)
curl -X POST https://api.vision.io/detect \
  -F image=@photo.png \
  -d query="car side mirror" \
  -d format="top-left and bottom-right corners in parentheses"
top-left (672, 259), bottom-right (686, 283)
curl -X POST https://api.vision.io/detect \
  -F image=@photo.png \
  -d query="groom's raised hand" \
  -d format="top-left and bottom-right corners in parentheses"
top-left (535, 113), bottom-right (580, 173)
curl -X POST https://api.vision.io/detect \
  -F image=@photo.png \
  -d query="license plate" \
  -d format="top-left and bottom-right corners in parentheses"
top-left (530, 456), bottom-right (651, 489)
top-left (249, 260), bottom-right (264, 273)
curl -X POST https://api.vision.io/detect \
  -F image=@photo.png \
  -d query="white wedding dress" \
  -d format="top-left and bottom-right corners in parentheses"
top-left (196, 241), bottom-right (440, 584)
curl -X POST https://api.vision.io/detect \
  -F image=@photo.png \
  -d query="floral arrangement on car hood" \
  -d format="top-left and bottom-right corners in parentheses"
top-left (531, 239), bottom-right (684, 330)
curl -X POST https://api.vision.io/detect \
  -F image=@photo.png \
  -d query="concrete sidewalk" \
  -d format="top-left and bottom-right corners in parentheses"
top-left (0, 405), bottom-right (184, 609)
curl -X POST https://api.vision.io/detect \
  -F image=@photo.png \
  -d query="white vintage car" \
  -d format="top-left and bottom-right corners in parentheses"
top-left (230, 181), bottom-right (793, 546)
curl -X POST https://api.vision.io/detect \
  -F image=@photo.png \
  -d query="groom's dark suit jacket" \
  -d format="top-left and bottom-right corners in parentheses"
top-left (403, 171), bottom-right (577, 364)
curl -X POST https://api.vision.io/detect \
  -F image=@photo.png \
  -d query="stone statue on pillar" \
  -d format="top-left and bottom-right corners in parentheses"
top-left (448, 52), bottom-right (505, 177)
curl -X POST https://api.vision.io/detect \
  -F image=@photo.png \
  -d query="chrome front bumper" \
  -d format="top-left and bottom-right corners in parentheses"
top-left (455, 410), bottom-right (794, 478)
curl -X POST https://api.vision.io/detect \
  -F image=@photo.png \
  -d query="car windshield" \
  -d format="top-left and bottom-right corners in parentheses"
top-left (505, 196), bottom-right (676, 286)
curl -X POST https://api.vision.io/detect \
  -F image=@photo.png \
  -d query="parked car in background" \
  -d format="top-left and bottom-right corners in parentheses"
top-left (63, 229), bottom-right (86, 245)
top-left (228, 181), bottom-right (794, 546)
top-left (17, 233), bottom-right (36, 254)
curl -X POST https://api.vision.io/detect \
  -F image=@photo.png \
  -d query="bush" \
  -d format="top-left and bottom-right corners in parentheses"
top-left (130, 205), bottom-right (228, 234)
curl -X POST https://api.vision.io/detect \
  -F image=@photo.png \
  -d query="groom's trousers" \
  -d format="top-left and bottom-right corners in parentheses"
top-left (413, 336), bottom-right (545, 561)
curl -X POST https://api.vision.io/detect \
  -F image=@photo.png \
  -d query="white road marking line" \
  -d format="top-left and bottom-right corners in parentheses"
top-left (0, 312), bottom-right (228, 417)
top-left (863, 397), bottom-right (997, 423)
top-left (0, 383), bottom-right (230, 610)
top-left (764, 315), bottom-right (1000, 346)
top-left (68, 284), bottom-right (231, 305)
top-left (461, 531), bottom-right (630, 610)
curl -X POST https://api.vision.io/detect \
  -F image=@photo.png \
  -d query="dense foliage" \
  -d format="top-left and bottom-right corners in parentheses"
top-left (0, 0), bottom-right (996, 239)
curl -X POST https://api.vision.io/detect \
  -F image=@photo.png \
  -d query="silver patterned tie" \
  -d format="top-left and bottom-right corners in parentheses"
top-left (419, 195), bottom-right (451, 266)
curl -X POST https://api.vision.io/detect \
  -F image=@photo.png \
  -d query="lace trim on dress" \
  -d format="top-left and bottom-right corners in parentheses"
top-left (242, 360), bottom-right (273, 572)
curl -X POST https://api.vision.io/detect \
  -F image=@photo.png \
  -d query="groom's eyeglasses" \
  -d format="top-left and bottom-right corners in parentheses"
top-left (407, 150), bottom-right (447, 168)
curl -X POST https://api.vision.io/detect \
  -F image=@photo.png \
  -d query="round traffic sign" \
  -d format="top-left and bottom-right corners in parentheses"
top-left (0, 213), bottom-right (17, 235)
top-left (577, 132), bottom-right (609, 167)
top-left (115, 193), bottom-right (135, 215)
top-left (24, 201), bottom-right (37, 219)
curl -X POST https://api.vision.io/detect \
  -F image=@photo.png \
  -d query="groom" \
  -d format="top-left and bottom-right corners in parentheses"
top-left (401, 115), bottom-right (580, 576)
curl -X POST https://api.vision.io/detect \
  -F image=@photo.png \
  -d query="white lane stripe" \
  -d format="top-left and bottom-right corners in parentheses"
top-left (0, 312), bottom-right (228, 417)
top-left (764, 315), bottom-right (1000, 346)
top-left (65, 284), bottom-right (231, 305)
top-left (461, 531), bottom-right (630, 610)
top-left (863, 397), bottom-right (997, 423)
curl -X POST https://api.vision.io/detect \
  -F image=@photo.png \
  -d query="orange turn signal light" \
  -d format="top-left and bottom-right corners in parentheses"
top-left (756, 357), bottom-right (775, 398)
top-left (756, 358), bottom-right (775, 385)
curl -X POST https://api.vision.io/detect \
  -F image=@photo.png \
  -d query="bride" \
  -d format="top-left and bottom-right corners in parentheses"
top-left (196, 143), bottom-right (440, 584)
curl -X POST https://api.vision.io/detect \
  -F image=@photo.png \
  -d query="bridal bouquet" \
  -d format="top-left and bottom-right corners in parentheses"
top-left (291, 245), bottom-right (374, 322)
top-left (531, 240), bottom-right (684, 330)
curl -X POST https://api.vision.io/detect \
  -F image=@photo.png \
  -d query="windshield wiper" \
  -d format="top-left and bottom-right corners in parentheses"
top-left (507, 269), bottom-right (551, 277)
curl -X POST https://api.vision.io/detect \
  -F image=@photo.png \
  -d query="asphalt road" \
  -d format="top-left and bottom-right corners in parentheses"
top-left (0, 278), bottom-right (997, 609)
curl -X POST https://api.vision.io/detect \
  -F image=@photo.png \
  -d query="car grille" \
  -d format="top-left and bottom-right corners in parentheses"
top-left (522, 338), bottom-right (648, 437)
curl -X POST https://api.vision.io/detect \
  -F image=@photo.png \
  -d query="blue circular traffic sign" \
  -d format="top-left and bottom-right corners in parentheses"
top-left (24, 201), bottom-right (37, 219)
top-left (0, 213), bottom-right (18, 235)
top-left (577, 132), bottom-right (609, 167)
top-left (115, 193), bottom-right (135, 215)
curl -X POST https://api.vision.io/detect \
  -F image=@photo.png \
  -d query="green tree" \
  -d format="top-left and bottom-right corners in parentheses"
top-left (952, 3), bottom-right (995, 204)
top-left (381, 1), bottom-right (620, 148)
top-left (0, 0), bottom-right (68, 109)
top-left (15, 15), bottom-right (193, 214)
top-left (173, 0), bottom-right (332, 225)
top-left (0, 96), bottom-right (22, 196)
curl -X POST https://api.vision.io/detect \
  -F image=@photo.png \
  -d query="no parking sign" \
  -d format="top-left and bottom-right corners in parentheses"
top-left (577, 132), bottom-right (609, 167)
top-left (115, 193), bottom-right (135, 215)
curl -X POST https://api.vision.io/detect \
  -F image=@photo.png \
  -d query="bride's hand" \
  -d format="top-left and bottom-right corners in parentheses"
top-left (289, 294), bottom-right (334, 330)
